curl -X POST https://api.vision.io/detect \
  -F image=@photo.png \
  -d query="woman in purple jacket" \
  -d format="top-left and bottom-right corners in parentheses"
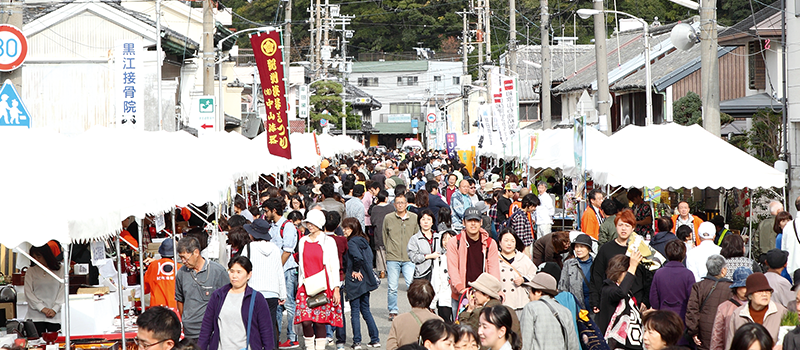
top-left (649, 240), bottom-right (696, 321)
top-left (198, 255), bottom-right (275, 350)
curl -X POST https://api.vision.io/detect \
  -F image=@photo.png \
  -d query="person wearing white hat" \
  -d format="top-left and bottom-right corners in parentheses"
top-left (295, 209), bottom-right (344, 350)
top-left (686, 222), bottom-right (723, 282)
top-left (520, 273), bottom-right (579, 350)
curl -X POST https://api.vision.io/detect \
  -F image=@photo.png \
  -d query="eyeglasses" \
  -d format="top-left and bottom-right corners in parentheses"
top-left (133, 337), bottom-right (168, 349)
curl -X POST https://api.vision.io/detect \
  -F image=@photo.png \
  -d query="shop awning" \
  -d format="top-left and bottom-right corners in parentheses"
top-left (373, 122), bottom-right (414, 135)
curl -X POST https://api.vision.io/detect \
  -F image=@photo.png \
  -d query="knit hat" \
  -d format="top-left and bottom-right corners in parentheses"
top-left (158, 238), bottom-right (175, 258)
top-left (765, 249), bottom-right (789, 269)
top-left (537, 262), bottom-right (562, 282)
top-left (468, 273), bottom-right (502, 300)
top-left (745, 273), bottom-right (773, 296)
top-left (729, 267), bottom-right (753, 289)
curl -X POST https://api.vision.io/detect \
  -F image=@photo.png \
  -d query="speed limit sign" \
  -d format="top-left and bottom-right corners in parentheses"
top-left (0, 25), bottom-right (28, 72)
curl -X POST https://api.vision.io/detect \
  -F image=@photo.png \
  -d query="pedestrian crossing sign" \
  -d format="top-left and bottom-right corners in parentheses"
top-left (0, 79), bottom-right (30, 128)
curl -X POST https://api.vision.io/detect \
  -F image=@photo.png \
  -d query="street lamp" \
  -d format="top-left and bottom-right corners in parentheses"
top-left (217, 26), bottom-right (276, 132)
top-left (577, 8), bottom-right (653, 126)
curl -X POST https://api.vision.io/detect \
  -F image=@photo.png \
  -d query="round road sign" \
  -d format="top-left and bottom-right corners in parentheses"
top-left (0, 25), bottom-right (27, 72)
top-left (426, 112), bottom-right (436, 123)
top-left (320, 118), bottom-right (328, 127)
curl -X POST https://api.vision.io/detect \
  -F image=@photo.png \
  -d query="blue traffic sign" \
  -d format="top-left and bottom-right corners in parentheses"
top-left (0, 79), bottom-right (30, 128)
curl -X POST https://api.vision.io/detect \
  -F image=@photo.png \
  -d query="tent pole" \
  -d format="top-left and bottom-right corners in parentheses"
top-left (172, 207), bottom-right (178, 260)
top-left (117, 233), bottom-right (126, 349)
top-left (63, 243), bottom-right (70, 350)
top-left (748, 189), bottom-right (753, 259)
top-left (138, 217), bottom-right (145, 314)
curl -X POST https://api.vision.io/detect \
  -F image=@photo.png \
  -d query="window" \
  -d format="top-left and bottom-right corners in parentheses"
top-left (749, 41), bottom-right (766, 90)
top-left (389, 102), bottom-right (422, 115)
top-left (396, 76), bottom-right (419, 86)
top-left (434, 75), bottom-right (442, 82)
top-left (357, 77), bottom-right (378, 87)
top-left (453, 76), bottom-right (460, 85)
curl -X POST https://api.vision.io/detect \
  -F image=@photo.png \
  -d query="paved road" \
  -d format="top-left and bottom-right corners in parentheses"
top-left (278, 275), bottom-right (413, 349)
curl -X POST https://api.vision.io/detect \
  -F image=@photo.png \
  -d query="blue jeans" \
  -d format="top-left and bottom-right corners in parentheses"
top-left (351, 292), bottom-right (380, 344)
top-left (387, 260), bottom-right (415, 313)
top-left (276, 268), bottom-right (298, 342)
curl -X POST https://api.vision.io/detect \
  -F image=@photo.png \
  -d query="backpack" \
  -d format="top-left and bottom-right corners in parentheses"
top-left (277, 220), bottom-right (301, 263)
top-left (500, 209), bottom-right (524, 232)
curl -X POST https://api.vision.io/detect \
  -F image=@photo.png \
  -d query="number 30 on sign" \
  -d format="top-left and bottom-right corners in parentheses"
top-left (0, 25), bottom-right (27, 72)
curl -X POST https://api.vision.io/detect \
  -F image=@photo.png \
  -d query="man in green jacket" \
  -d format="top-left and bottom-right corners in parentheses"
top-left (598, 198), bottom-right (619, 246)
top-left (383, 194), bottom-right (420, 320)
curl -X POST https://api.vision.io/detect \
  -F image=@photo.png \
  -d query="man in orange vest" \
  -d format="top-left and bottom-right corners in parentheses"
top-left (143, 238), bottom-right (181, 309)
top-left (671, 201), bottom-right (704, 247)
top-left (581, 189), bottom-right (605, 240)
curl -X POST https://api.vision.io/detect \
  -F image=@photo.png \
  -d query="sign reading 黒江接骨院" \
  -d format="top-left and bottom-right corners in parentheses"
top-left (251, 30), bottom-right (292, 159)
top-left (115, 40), bottom-right (143, 129)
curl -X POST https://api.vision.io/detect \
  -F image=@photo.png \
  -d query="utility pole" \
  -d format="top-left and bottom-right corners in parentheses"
top-left (203, 0), bottom-right (214, 97)
top-left (700, 0), bottom-right (720, 136)
top-left (285, 0), bottom-right (292, 67)
top-left (460, 10), bottom-right (469, 76)
top-left (315, 0), bottom-right (322, 79)
top-left (322, 0), bottom-right (330, 78)
top-left (508, 0), bottom-right (517, 74)
top-left (591, 0), bottom-right (611, 135)
top-left (485, 1), bottom-right (491, 64)
top-left (1, 1), bottom-right (22, 94)
top-left (540, 0), bottom-right (551, 129)
top-left (336, 15), bottom-right (354, 137)
top-left (477, 0), bottom-right (484, 81)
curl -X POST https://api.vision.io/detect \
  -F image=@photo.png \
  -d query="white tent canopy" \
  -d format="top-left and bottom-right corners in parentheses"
top-left (457, 130), bottom-right (539, 160)
top-left (0, 128), bottom-right (352, 248)
top-left (590, 123), bottom-right (786, 189)
top-left (527, 127), bottom-right (609, 177)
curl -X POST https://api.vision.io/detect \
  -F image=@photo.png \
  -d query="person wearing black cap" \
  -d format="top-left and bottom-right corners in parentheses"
top-left (144, 238), bottom-right (181, 309)
top-left (558, 234), bottom-right (594, 311)
top-left (241, 218), bottom-right (287, 349)
top-left (763, 249), bottom-right (793, 308)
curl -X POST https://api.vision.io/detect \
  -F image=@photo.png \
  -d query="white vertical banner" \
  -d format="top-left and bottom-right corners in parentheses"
top-left (298, 85), bottom-right (310, 121)
top-left (478, 104), bottom-right (492, 148)
top-left (115, 40), bottom-right (144, 129)
top-left (500, 75), bottom-right (518, 139)
top-left (489, 67), bottom-right (508, 146)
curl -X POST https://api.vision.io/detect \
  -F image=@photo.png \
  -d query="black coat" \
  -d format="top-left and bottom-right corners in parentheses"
top-left (344, 236), bottom-right (378, 300)
top-left (596, 273), bottom-right (635, 334)
top-left (783, 326), bottom-right (800, 350)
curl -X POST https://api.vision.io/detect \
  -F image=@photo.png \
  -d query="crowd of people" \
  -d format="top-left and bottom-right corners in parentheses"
top-left (21, 148), bottom-right (800, 350)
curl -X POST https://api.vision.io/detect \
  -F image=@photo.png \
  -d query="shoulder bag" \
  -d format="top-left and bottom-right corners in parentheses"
top-left (241, 290), bottom-right (256, 350)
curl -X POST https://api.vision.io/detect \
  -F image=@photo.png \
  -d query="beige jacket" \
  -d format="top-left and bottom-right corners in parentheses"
top-left (499, 252), bottom-right (537, 310)
top-left (386, 308), bottom-right (442, 350)
top-left (725, 301), bottom-right (787, 350)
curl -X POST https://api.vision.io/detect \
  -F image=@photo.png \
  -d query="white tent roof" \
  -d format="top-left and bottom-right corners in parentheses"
top-left (0, 128), bottom-right (347, 248)
top-left (590, 123), bottom-right (786, 189)
top-left (527, 127), bottom-right (609, 177)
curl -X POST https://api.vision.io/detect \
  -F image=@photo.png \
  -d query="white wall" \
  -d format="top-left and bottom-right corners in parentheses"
top-left (348, 61), bottom-right (461, 124)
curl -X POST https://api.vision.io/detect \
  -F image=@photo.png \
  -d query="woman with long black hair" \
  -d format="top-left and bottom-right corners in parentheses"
top-left (25, 240), bottom-right (65, 335)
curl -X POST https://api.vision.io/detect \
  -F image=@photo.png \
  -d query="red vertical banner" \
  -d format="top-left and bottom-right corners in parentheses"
top-left (251, 31), bottom-right (292, 159)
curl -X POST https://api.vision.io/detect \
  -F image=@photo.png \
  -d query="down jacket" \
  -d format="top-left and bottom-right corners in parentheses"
top-left (685, 276), bottom-right (733, 350)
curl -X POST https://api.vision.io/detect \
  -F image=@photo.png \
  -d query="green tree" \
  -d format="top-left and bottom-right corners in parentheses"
top-left (673, 91), bottom-right (733, 126)
top-left (748, 108), bottom-right (782, 164)
top-left (673, 91), bottom-right (702, 125)
top-left (308, 81), bottom-right (361, 132)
